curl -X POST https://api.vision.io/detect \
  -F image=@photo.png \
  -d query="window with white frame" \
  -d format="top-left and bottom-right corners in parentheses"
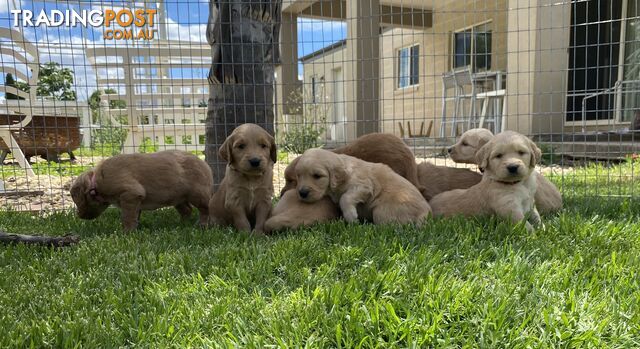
top-left (453, 22), bottom-right (492, 72)
top-left (397, 45), bottom-right (419, 89)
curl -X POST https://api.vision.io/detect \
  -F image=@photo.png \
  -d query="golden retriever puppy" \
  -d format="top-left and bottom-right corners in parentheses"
top-left (264, 189), bottom-right (339, 233)
top-left (280, 133), bottom-right (421, 196)
top-left (447, 128), bottom-right (494, 164)
top-left (208, 123), bottom-right (276, 234)
top-left (449, 128), bottom-right (562, 213)
top-left (417, 162), bottom-right (482, 200)
top-left (295, 149), bottom-right (431, 225)
top-left (430, 131), bottom-right (542, 232)
top-left (70, 150), bottom-right (212, 231)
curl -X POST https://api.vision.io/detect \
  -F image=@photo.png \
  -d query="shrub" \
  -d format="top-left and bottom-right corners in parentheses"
top-left (280, 88), bottom-right (327, 154)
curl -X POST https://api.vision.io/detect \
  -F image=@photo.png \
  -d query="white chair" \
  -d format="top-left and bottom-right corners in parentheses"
top-left (0, 28), bottom-right (38, 177)
top-left (477, 89), bottom-right (507, 133)
top-left (440, 67), bottom-right (479, 137)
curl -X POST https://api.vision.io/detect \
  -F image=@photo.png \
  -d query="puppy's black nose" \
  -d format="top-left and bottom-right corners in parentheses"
top-left (298, 188), bottom-right (309, 199)
top-left (507, 164), bottom-right (519, 174)
top-left (249, 158), bottom-right (261, 168)
top-left (447, 147), bottom-right (453, 154)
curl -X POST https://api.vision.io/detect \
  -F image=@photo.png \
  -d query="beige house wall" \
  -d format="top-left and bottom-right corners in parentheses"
top-left (380, 0), bottom-right (509, 138)
top-left (296, 0), bottom-right (617, 141)
top-left (301, 46), bottom-right (346, 141)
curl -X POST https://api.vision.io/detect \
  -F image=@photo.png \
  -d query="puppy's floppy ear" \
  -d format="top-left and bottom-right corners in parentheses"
top-left (72, 171), bottom-right (92, 194)
top-left (477, 133), bottom-right (493, 149)
top-left (329, 161), bottom-right (347, 191)
top-left (475, 142), bottom-right (492, 171)
top-left (526, 137), bottom-right (542, 168)
top-left (268, 134), bottom-right (277, 163)
top-left (218, 133), bottom-right (234, 163)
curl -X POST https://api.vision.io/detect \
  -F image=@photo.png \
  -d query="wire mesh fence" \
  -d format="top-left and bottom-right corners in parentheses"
top-left (0, 0), bottom-right (638, 213)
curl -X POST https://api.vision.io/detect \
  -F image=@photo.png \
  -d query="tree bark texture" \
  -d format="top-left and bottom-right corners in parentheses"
top-left (205, 0), bottom-right (283, 187)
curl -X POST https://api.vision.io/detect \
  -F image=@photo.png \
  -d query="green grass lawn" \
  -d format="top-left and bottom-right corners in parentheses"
top-left (1, 163), bottom-right (639, 347)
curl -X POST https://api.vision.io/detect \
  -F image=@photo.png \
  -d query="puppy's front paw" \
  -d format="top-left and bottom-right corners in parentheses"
top-left (252, 229), bottom-right (266, 236)
top-left (342, 208), bottom-right (359, 223)
top-left (525, 221), bottom-right (535, 232)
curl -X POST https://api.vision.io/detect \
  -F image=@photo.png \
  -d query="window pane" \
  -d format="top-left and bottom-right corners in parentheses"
top-left (410, 46), bottom-right (419, 85)
top-left (474, 30), bottom-right (492, 71)
top-left (454, 30), bottom-right (472, 68)
top-left (398, 48), bottom-right (409, 88)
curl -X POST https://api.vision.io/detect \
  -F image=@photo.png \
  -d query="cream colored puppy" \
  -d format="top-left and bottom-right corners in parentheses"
top-left (448, 128), bottom-right (562, 213)
top-left (430, 131), bottom-right (542, 232)
top-left (448, 128), bottom-right (494, 163)
top-left (294, 149), bottom-right (431, 225)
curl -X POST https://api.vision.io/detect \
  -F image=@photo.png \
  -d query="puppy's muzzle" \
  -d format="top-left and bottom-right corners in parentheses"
top-left (249, 158), bottom-right (261, 168)
top-left (298, 187), bottom-right (310, 199)
top-left (507, 164), bottom-right (520, 174)
top-left (447, 147), bottom-right (453, 154)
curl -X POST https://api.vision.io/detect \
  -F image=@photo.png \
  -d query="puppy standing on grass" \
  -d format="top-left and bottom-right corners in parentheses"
top-left (448, 128), bottom-right (562, 213)
top-left (430, 131), bottom-right (543, 231)
top-left (70, 150), bottom-right (212, 231)
top-left (295, 149), bottom-right (431, 225)
top-left (208, 123), bottom-right (276, 234)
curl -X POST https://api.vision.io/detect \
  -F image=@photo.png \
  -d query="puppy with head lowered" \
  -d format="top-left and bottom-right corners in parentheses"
top-left (448, 128), bottom-right (562, 213)
top-left (70, 150), bottom-right (212, 231)
top-left (208, 123), bottom-right (276, 234)
top-left (295, 149), bottom-right (431, 225)
top-left (430, 131), bottom-right (543, 231)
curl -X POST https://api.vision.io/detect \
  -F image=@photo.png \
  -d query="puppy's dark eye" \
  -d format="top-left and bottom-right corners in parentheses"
top-left (312, 173), bottom-right (323, 179)
top-left (237, 144), bottom-right (246, 149)
top-left (518, 151), bottom-right (527, 156)
top-left (462, 141), bottom-right (469, 146)
top-left (260, 144), bottom-right (267, 149)
top-left (495, 154), bottom-right (503, 159)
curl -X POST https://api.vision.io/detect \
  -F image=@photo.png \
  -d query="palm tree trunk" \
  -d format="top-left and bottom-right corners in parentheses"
top-left (205, 0), bottom-right (282, 187)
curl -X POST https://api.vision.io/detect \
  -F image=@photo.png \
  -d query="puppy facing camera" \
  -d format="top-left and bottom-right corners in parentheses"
top-left (208, 123), bottom-right (276, 234)
top-left (294, 148), bottom-right (431, 226)
top-left (449, 128), bottom-right (562, 213)
top-left (430, 131), bottom-right (543, 232)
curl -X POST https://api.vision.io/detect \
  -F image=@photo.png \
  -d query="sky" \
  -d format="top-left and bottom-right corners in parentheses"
top-left (0, 0), bottom-right (346, 101)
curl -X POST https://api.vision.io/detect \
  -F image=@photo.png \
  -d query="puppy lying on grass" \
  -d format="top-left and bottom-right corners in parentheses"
top-left (430, 131), bottom-right (542, 232)
top-left (448, 128), bottom-right (562, 213)
top-left (417, 163), bottom-right (482, 201)
top-left (280, 133), bottom-right (422, 196)
top-left (270, 133), bottom-right (423, 232)
top-left (208, 123), bottom-right (276, 234)
top-left (264, 189), bottom-right (339, 234)
top-left (295, 149), bottom-right (431, 225)
top-left (70, 150), bottom-right (212, 231)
